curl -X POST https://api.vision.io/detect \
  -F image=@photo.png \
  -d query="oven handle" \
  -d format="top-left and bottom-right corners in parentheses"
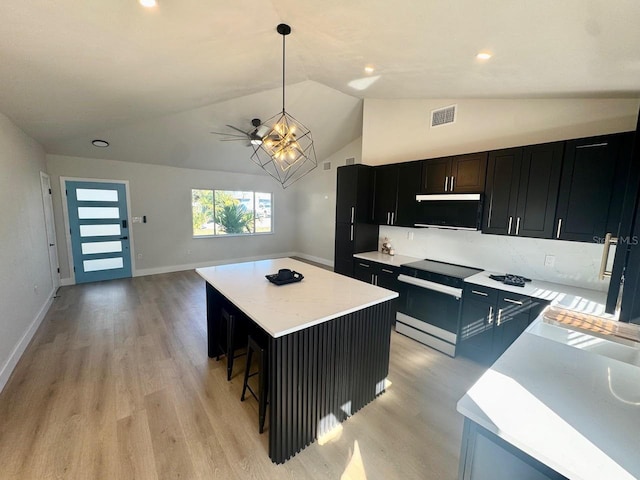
top-left (397, 274), bottom-right (463, 298)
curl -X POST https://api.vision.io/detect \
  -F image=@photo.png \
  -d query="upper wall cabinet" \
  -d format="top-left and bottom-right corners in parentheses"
top-left (373, 161), bottom-right (422, 226)
top-left (422, 153), bottom-right (488, 194)
top-left (554, 133), bottom-right (634, 242)
top-left (483, 142), bottom-right (563, 238)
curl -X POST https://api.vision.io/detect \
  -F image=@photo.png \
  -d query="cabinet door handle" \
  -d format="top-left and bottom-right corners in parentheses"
top-left (576, 142), bottom-right (608, 149)
top-left (503, 298), bottom-right (523, 305)
top-left (515, 217), bottom-right (521, 235)
top-left (444, 176), bottom-right (449, 192)
top-left (508, 216), bottom-right (513, 235)
top-left (497, 308), bottom-right (503, 326)
top-left (391, 212), bottom-right (395, 225)
top-left (371, 274), bottom-right (375, 284)
top-left (556, 218), bottom-right (562, 239)
top-left (359, 263), bottom-right (370, 268)
top-left (451, 176), bottom-right (455, 191)
top-left (350, 225), bottom-right (354, 241)
top-left (488, 306), bottom-right (494, 324)
top-left (471, 290), bottom-right (488, 297)
top-left (598, 233), bottom-right (617, 280)
top-left (386, 212), bottom-right (390, 224)
top-left (351, 206), bottom-right (355, 223)
top-left (375, 275), bottom-right (378, 285)
top-left (381, 268), bottom-right (394, 274)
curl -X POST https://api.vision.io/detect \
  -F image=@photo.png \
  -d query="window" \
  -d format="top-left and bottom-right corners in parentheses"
top-left (192, 189), bottom-right (272, 237)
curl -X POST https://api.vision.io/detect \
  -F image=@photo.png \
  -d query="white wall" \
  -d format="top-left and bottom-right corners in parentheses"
top-left (0, 113), bottom-right (53, 390)
top-left (292, 138), bottom-right (363, 265)
top-left (46, 155), bottom-right (300, 281)
top-left (381, 226), bottom-right (610, 291)
top-left (362, 98), bottom-right (640, 165)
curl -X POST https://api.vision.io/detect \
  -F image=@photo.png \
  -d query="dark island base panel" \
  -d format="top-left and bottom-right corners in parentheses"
top-left (269, 300), bottom-right (395, 464)
top-left (205, 283), bottom-right (396, 464)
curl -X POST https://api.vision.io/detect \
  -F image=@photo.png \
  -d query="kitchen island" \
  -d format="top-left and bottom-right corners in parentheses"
top-left (196, 258), bottom-right (398, 464)
top-left (457, 314), bottom-right (640, 480)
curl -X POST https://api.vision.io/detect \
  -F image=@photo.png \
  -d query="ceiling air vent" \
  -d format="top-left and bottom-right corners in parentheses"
top-left (431, 105), bottom-right (457, 128)
top-left (323, 162), bottom-right (331, 171)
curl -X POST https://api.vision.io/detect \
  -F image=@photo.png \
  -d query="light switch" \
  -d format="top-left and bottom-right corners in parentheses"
top-left (544, 255), bottom-right (556, 268)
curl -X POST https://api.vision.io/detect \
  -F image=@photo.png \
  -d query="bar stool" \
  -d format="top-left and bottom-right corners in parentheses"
top-left (241, 335), bottom-right (268, 433)
top-left (216, 307), bottom-right (246, 381)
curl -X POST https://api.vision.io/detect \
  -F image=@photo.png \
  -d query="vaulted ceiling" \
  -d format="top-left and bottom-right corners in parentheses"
top-left (2, 0), bottom-right (639, 172)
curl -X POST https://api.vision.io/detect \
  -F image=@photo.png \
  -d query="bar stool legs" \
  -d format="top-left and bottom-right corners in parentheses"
top-left (215, 308), bottom-right (245, 381)
top-left (241, 335), bottom-right (268, 434)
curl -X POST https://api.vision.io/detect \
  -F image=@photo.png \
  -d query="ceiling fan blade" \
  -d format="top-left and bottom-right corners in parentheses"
top-left (219, 138), bottom-right (247, 142)
top-left (226, 124), bottom-right (250, 136)
top-left (210, 131), bottom-right (247, 137)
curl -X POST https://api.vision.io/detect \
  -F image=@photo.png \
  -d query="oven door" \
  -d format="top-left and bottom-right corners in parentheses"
top-left (396, 274), bottom-right (463, 356)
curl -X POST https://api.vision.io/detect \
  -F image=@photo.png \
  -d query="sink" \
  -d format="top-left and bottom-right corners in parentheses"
top-left (527, 319), bottom-right (640, 367)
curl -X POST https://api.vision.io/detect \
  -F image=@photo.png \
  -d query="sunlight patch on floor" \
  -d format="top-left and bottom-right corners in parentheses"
top-left (341, 440), bottom-right (368, 480)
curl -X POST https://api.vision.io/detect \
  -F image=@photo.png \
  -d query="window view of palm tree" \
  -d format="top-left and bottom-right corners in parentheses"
top-left (192, 189), bottom-right (272, 236)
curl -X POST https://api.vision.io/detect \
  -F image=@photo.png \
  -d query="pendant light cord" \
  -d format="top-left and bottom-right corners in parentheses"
top-left (282, 31), bottom-right (286, 113)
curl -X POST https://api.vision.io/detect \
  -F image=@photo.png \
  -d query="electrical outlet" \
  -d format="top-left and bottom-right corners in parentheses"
top-left (544, 255), bottom-right (556, 268)
top-left (407, 231), bottom-right (414, 240)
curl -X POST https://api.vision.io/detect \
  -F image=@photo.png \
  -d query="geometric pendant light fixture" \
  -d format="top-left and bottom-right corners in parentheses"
top-left (251, 24), bottom-right (317, 189)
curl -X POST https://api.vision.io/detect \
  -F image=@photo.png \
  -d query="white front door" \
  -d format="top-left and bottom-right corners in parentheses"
top-left (40, 172), bottom-right (60, 291)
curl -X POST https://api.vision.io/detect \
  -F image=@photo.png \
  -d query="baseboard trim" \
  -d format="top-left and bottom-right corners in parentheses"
top-left (291, 253), bottom-right (334, 268)
top-left (0, 289), bottom-right (55, 393)
top-left (57, 252), bottom-right (333, 283)
top-left (133, 252), bottom-right (299, 277)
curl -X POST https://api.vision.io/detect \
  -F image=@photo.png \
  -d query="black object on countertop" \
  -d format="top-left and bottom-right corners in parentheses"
top-left (489, 274), bottom-right (531, 287)
top-left (266, 269), bottom-right (304, 286)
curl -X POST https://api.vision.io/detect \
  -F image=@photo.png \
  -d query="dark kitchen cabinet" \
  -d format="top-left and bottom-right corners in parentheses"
top-left (555, 133), bottom-right (634, 242)
top-left (373, 161), bottom-right (422, 226)
top-left (353, 258), bottom-right (401, 292)
top-left (422, 153), bottom-right (487, 194)
top-left (334, 165), bottom-right (379, 277)
top-left (458, 285), bottom-right (548, 364)
top-left (483, 143), bottom-right (563, 238)
top-left (373, 165), bottom-right (399, 225)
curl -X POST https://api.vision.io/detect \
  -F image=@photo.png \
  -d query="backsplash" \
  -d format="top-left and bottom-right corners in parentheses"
top-left (380, 226), bottom-right (611, 292)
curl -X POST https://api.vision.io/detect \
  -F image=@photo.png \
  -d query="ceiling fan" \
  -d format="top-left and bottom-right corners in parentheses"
top-left (210, 118), bottom-right (270, 146)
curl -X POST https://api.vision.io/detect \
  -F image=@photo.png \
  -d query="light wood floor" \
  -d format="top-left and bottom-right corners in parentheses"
top-left (0, 270), bottom-right (485, 479)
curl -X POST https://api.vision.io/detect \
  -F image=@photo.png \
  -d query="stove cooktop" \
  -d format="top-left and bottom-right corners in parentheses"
top-left (402, 259), bottom-right (483, 280)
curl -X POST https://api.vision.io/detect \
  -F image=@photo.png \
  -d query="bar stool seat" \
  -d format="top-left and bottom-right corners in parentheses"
top-left (241, 335), bottom-right (268, 433)
top-left (216, 307), bottom-right (246, 381)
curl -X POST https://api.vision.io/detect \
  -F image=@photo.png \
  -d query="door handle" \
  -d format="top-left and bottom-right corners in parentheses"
top-left (599, 233), bottom-right (617, 280)
top-left (390, 212), bottom-right (395, 225)
top-left (444, 176), bottom-right (449, 192)
top-left (359, 263), bottom-right (370, 268)
top-left (471, 290), bottom-right (488, 297)
top-left (451, 176), bottom-right (455, 191)
top-left (508, 216), bottom-right (513, 235)
top-left (556, 218), bottom-right (562, 239)
top-left (387, 212), bottom-right (390, 224)
top-left (381, 268), bottom-right (394, 274)
top-left (350, 225), bottom-right (354, 241)
top-left (497, 308), bottom-right (503, 326)
top-left (515, 217), bottom-right (521, 235)
top-left (351, 207), bottom-right (355, 223)
top-left (120, 236), bottom-right (128, 240)
top-left (488, 306), bottom-right (494, 324)
top-left (503, 298), bottom-right (523, 305)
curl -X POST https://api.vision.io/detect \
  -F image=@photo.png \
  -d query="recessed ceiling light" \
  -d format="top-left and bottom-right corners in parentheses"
top-left (476, 52), bottom-right (492, 60)
top-left (364, 65), bottom-right (375, 74)
top-left (139, 0), bottom-right (157, 7)
top-left (91, 139), bottom-right (110, 148)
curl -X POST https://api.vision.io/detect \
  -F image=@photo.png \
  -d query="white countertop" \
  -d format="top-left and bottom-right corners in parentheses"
top-left (196, 258), bottom-right (398, 338)
top-left (457, 317), bottom-right (640, 480)
top-left (353, 251), bottom-right (422, 267)
top-left (465, 270), bottom-right (612, 317)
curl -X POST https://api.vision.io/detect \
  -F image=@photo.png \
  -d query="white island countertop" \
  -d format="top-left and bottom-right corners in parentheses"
top-left (196, 258), bottom-right (398, 338)
top-left (457, 317), bottom-right (640, 480)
